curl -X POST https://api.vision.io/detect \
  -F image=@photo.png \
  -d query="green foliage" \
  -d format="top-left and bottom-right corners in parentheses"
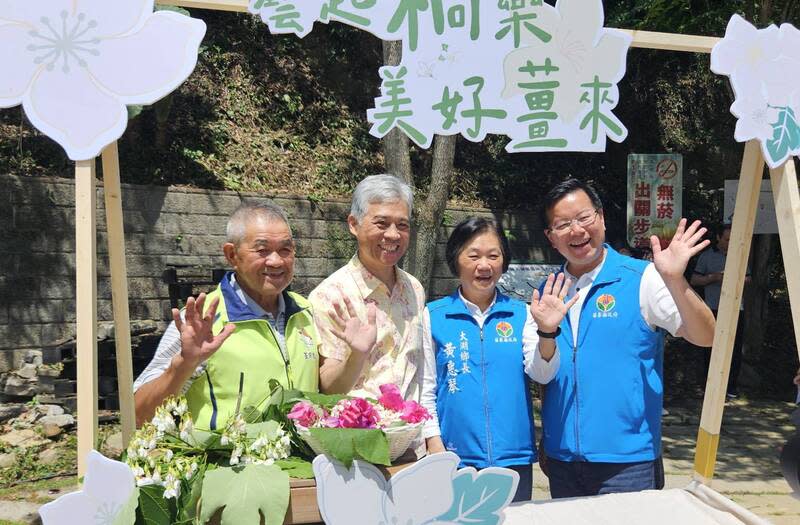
top-left (308, 428), bottom-right (390, 469)
top-left (136, 485), bottom-right (175, 525)
top-left (275, 457), bottom-right (314, 479)
top-left (199, 464), bottom-right (290, 525)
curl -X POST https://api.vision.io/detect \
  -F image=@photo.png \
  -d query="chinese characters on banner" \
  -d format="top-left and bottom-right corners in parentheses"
top-left (249, 0), bottom-right (631, 153)
top-left (627, 154), bottom-right (683, 250)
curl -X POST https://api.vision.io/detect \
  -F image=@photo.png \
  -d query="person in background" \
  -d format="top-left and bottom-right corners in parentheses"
top-left (691, 223), bottom-right (750, 399)
top-left (421, 217), bottom-right (574, 502)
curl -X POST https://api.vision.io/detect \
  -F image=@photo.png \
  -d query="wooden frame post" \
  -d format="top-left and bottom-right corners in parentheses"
top-left (75, 159), bottom-right (98, 478)
top-left (769, 159), bottom-right (800, 365)
top-left (693, 140), bottom-right (764, 484)
top-left (101, 141), bottom-right (136, 446)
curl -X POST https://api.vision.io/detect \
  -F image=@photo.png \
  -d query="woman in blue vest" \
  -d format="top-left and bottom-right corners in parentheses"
top-left (420, 217), bottom-right (577, 502)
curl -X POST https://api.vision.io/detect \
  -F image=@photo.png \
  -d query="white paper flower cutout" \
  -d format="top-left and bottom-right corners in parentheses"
top-left (39, 450), bottom-right (139, 525)
top-left (0, 0), bottom-right (206, 160)
top-left (711, 14), bottom-right (800, 168)
top-left (313, 452), bottom-right (458, 525)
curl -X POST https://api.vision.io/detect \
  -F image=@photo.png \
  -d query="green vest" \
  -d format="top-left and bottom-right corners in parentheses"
top-left (186, 277), bottom-right (320, 429)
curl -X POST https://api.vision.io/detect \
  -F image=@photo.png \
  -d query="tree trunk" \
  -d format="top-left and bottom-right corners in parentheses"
top-left (408, 135), bottom-right (457, 292)
top-left (381, 40), bottom-right (412, 185)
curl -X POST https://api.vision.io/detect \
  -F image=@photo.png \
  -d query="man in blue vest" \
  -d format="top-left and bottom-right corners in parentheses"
top-left (537, 178), bottom-right (715, 498)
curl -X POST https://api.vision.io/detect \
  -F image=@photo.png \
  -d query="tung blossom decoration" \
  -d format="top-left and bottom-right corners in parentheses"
top-left (39, 450), bottom-right (139, 525)
top-left (313, 452), bottom-right (518, 525)
top-left (0, 0), bottom-right (206, 160)
top-left (711, 14), bottom-right (800, 168)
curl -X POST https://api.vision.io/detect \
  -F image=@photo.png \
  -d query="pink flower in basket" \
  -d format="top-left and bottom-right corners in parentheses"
top-left (287, 400), bottom-right (320, 428)
top-left (337, 398), bottom-right (380, 429)
top-left (400, 400), bottom-right (430, 424)
top-left (378, 384), bottom-right (404, 411)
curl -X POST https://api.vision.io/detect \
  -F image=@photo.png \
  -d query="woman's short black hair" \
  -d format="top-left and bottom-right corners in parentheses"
top-left (540, 177), bottom-right (604, 227)
top-left (446, 217), bottom-right (511, 276)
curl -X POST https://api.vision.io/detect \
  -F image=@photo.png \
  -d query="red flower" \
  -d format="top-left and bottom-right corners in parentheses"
top-left (400, 400), bottom-right (430, 424)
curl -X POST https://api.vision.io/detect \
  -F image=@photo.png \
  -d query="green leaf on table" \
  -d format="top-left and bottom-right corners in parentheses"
top-left (276, 457), bottom-right (314, 479)
top-left (136, 484), bottom-right (175, 525)
top-left (308, 428), bottom-right (390, 468)
top-left (176, 465), bottom-right (205, 524)
top-left (199, 464), bottom-right (290, 525)
top-left (111, 487), bottom-right (139, 525)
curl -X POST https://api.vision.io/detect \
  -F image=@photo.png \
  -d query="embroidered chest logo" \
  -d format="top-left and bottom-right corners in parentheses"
top-left (494, 321), bottom-right (518, 343)
top-left (593, 294), bottom-right (619, 319)
top-left (441, 331), bottom-right (472, 394)
top-left (298, 329), bottom-right (316, 359)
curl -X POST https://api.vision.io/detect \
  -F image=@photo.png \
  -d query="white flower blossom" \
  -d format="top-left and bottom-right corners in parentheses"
top-left (0, 0), bottom-right (207, 161)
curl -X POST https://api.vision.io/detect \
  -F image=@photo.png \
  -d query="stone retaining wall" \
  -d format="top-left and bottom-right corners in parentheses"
top-left (0, 173), bottom-right (555, 378)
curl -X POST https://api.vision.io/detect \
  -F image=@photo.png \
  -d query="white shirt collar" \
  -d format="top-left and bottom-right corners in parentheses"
top-left (458, 287), bottom-right (497, 316)
top-left (564, 249), bottom-right (608, 295)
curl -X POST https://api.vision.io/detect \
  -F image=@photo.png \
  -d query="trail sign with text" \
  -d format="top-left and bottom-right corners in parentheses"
top-left (627, 154), bottom-right (683, 250)
top-left (250, 0), bottom-right (632, 152)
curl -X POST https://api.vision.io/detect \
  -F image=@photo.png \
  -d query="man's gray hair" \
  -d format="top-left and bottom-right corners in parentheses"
top-left (350, 174), bottom-right (414, 222)
top-left (226, 200), bottom-right (292, 245)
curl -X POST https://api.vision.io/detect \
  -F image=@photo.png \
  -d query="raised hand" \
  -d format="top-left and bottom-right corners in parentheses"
top-left (651, 218), bottom-right (710, 281)
top-left (530, 273), bottom-right (579, 333)
top-left (328, 296), bottom-right (378, 355)
top-left (173, 293), bottom-right (235, 368)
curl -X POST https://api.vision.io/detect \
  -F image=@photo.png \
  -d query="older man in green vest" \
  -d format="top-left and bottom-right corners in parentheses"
top-left (134, 201), bottom-right (376, 429)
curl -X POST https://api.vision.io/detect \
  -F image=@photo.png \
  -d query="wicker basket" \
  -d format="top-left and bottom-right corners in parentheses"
top-left (295, 422), bottom-right (423, 462)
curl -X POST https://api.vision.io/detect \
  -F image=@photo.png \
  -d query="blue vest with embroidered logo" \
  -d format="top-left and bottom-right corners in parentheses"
top-left (428, 290), bottom-right (536, 469)
top-left (542, 246), bottom-right (664, 463)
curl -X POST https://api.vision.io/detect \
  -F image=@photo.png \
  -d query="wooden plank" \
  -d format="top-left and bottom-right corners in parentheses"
top-left (285, 486), bottom-right (322, 524)
top-left (101, 142), bottom-right (136, 449)
top-left (75, 159), bottom-right (98, 478)
top-left (165, 0), bottom-right (249, 12)
top-left (769, 159), bottom-right (800, 365)
top-left (693, 140), bottom-right (764, 485)
top-left (619, 28), bottom-right (718, 53)
top-left (164, 1), bottom-right (719, 54)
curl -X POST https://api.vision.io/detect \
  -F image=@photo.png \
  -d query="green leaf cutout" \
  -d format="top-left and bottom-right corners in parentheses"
top-left (767, 106), bottom-right (800, 165)
top-left (199, 464), bottom-right (290, 525)
top-left (308, 428), bottom-right (390, 468)
top-left (436, 470), bottom-right (516, 525)
top-left (245, 420), bottom-right (281, 439)
top-left (111, 487), bottom-right (139, 525)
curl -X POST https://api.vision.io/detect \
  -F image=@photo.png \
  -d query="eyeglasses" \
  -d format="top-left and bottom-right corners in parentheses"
top-left (548, 209), bottom-right (599, 234)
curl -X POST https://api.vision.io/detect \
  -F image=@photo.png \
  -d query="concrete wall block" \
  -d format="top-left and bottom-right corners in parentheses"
top-left (290, 219), bottom-right (336, 239)
top-left (0, 228), bottom-right (51, 254)
top-left (162, 214), bottom-right (212, 236)
top-left (430, 278), bottom-right (460, 299)
top-left (9, 178), bottom-right (73, 207)
top-left (187, 235), bottom-right (227, 256)
top-left (293, 257), bottom-right (335, 278)
top-left (0, 305), bottom-right (7, 324)
top-left (14, 206), bottom-right (74, 232)
top-left (14, 253), bottom-right (74, 277)
top-left (0, 324), bottom-right (43, 349)
top-left (0, 277), bottom-right (40, 301)
top-left (0, 349), bottom-right (29, 373)
top-left (41, 322), bottom-right (74, 346)
top-left (7, 301), bottom-right (67, 324)
top-left (129, 300), bottom-right (171, 322)
top-left (40, 277), bottom-right (75, 299)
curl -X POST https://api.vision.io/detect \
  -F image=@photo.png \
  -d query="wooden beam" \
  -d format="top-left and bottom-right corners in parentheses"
top-left (101, 142), bottom-right (136, 448)
top-left (75, 159), bottom-right (98, 478)
top-left (618, 28), bottom-right (718, 54)
top-left (769, 159), bottom-right (800, 365)
top-left (693, 140), bottom-right (764, 485)
top-left (165, 0), bottom-right (248, 12)
top-left (164, 1), bottom-right (719, 53)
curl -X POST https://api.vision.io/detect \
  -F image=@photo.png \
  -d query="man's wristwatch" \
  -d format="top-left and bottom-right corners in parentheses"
top-left (536, 327), bottom-right (561, 339)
